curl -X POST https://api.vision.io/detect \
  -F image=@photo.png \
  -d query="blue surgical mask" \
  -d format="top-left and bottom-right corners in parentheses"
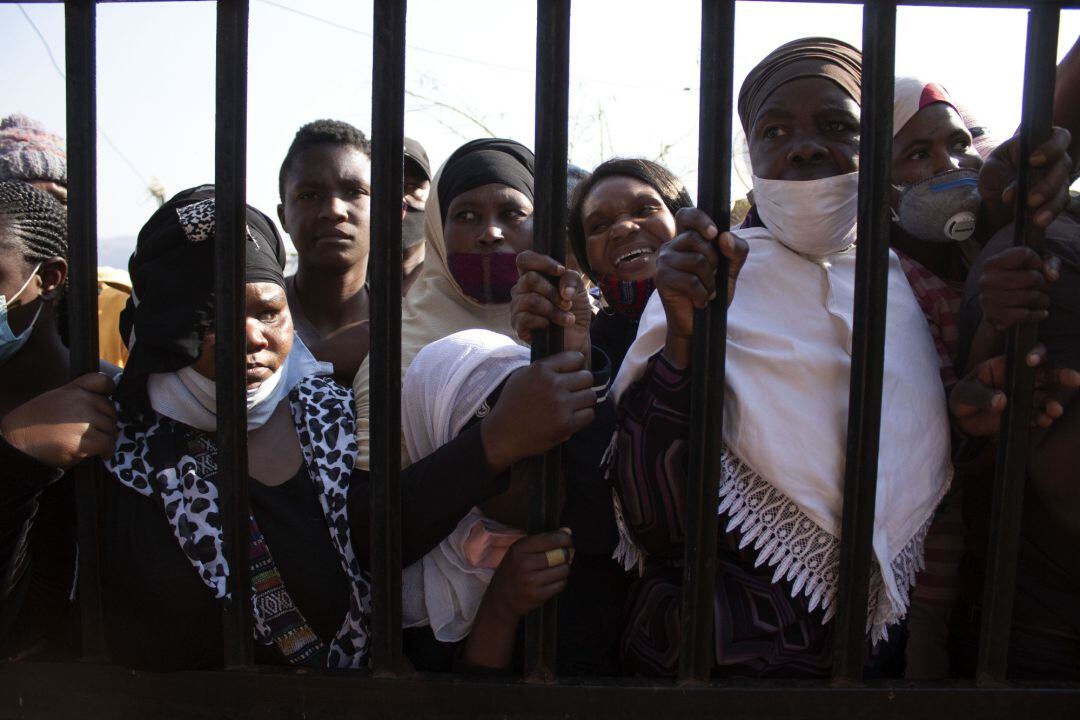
top-left (0, 263), bottom-right (43, 364)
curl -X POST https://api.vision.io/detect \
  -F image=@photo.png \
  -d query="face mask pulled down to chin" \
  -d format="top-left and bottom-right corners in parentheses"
top-left (447, 251), bottom-right (520, 305)
top-left (893, 168), bottom-right (980, 243)
top-left (752, 171), bottom-right (860, 257)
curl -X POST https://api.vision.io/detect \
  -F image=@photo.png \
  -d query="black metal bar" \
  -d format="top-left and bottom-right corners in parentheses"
top-left (214, 0), bottom-right (252, 670)
top-left (4, 661), bottom-right (1080, 720)
top-left (976, 2), bottom-right (1060, 688)
top-left (831, 0), bottom-right (897, 684)
top-left (369, 0), bottom-right (407, 677)
top-left (524, 0), bottom-right (571, 684)
top-left (677, 0), bottom-right (735, 685)
top-left (12, 1), bottom-right (1080, 9)
top-left (64, 0), bottom-right (105, 661)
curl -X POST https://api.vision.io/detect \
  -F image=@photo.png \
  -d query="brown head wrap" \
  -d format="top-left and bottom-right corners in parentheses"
top-left (737, 37), bottom-right (863, 134)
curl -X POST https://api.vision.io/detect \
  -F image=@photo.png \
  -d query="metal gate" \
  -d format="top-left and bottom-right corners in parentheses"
top-left (1, 1), bottom-right (1078, 717)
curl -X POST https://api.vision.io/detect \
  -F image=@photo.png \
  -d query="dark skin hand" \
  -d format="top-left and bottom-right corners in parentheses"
top-left (462, 529), bottom-right (573, 670)
top-left (479, 351), bottom-right (596, 476)
top-left (978, 127), bottom-right (1073, 234)
top-left (510, 250), bottom-right (593, 362)
top-left (978, 246), bottom-right (1061, 332)
top-left (963, 246), bottom-right (1066, 415)
top-left (950, 343), bottom-right (1080, 438)
top-left (1, 373), bottom-right (118, 469)
top-left (655, 207), bottom-right (749, 367)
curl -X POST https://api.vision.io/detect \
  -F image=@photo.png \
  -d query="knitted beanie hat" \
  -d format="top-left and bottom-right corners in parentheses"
top-left (0, 114), bottom-right (67, 185)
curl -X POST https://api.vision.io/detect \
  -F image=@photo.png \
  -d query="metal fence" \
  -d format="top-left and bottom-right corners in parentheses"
top-left (1, 0), bottom-right (1079, 718)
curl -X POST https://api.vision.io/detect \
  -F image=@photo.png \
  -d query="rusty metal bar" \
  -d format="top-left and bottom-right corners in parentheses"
top-left (976, 2), bottom-right (1060, 688)
top-left (214, 0), bottom-right (252, 670)
top-left (64, 0), bottom-right (105, 660)
top-left (831, 0), bottom-right (897, 684)
top-left (524, 0), bottom-right (571, 684)
top-left (677, 0), bottom-right (735, 685)
top-left (369, 0), bottom-right (407, 677)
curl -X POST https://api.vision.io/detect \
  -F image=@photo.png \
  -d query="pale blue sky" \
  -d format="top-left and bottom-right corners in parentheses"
top-left (2, 0), bottom-right (1078, 266)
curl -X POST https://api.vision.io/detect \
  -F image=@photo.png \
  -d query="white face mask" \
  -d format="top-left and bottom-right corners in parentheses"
top-left (146, 337), bottom-right (332, 433)
top-left (751, 171), bottom-right (860, 257)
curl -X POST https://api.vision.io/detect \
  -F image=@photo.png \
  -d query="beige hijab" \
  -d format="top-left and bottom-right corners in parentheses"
top-left (352, 161), bottom-right (522, 469)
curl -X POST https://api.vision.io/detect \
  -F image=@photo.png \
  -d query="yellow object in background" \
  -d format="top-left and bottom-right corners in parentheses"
top-left (97, 266), bottom-right (132, 368)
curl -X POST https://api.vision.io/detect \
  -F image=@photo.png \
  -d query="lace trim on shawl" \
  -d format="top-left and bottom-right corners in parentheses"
top-left (602, 431), bottom-right (645, 573)
top-left (607, 432), bottom-right (942, 642)
top-left (717, 447), bottom-right (942, 643)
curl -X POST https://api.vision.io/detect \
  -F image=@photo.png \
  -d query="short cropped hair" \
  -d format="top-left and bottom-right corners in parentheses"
top-left (278, 119), bottom-right (372, 200)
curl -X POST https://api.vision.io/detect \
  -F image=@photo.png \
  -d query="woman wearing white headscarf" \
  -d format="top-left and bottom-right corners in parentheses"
top-left (611, 38), bottom-right (952, 679)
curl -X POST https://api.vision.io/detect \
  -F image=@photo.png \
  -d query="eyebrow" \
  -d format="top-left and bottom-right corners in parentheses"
top-left (584, 192), bottom-right (662, 223)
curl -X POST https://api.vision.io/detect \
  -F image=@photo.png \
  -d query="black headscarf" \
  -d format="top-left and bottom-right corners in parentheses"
top-left (737, 37), bottom-right (863, 134)
top-left (114, 184), bottom-right (287, 418)
top-left (437, 138), bottom-right (535, 226)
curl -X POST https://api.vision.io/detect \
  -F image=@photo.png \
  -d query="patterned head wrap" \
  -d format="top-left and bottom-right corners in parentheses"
top-left (114, 185), bottom-right (287, 418)
top-left (738, 37), bottom-right (862, 134)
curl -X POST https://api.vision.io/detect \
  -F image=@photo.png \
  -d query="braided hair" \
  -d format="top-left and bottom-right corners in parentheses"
top-left (0, 180), bottom-right (69, 341)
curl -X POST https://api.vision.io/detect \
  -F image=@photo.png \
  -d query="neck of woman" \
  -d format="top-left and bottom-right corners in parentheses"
top-left (0, 315), bottom-right (69, 416)
top-left (292, 264), bottom-right (370, 334)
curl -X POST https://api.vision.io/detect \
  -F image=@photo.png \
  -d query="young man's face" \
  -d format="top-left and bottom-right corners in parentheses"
top-left (278, 144), bottom-right (371, 274)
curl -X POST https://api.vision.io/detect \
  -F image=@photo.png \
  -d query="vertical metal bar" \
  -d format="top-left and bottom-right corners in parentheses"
top-left (524, 0), bottom-right (571, 684)
top-left (831, 0), bottom-right (897, 684)
top-left (677, 0), bottom-right (735, 685)
top-left (64, 0), bottom-right (105, 660)
top-left (976, 3), bottom-right (1059, 688)
top-left (369, 0), bottom-right (406, 677)
top-left (215, 0), bottom-right (252, 670)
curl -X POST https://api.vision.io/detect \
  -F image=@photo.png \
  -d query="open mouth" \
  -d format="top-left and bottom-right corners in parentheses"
top-left (614, 247), bottom-right (656, 267)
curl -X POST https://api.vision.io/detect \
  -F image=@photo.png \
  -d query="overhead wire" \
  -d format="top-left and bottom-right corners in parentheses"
top-left (16, 3), bottom-right (157, 193)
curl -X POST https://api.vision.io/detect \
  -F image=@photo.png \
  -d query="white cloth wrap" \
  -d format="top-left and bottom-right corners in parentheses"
top-left (146, 337), bottom-right (332, 431)
top-left (612, 227), bottom-right (952, 640)
top-left (400, 329), bottom-right (530, 642)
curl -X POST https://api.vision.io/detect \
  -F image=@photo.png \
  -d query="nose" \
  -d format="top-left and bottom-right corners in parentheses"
top-left (245, 318), bottom-right (269, 354)
top-left (319, 195), bottom-right (349, 222)
top-left (787, 133), bottom-right (828, 167)
top-left (926, 146), bottom-right (962, 176)
top-left (609, 215), bottom-right (638, 241)
top-left (476, 223), bottom-right (504, 249)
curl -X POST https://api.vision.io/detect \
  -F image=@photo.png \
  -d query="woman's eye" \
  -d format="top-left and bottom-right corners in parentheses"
top-left (297, 191), bottom-right (317, 201)
top-left (455, 210), bottom-right (477, 222)
top-left (635, 205), bottom-right (659, 218)
top-left (588, 221), bottom-right (609, 235)
top-left (825, 121), bottom-right (846, 133)
top-left (908, 149), bottom-right (929, 161)
top-left (763, 126), bottom-right (784, 139)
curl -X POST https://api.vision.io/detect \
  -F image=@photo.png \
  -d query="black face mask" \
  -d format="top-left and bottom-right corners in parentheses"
top-left (403, 206), bottom-right (426, 249)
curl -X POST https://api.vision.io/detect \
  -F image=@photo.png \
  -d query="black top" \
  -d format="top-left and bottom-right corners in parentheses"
top-left (957, 217), bottom-right (1080, 637)
top-left (0, 437), bottom-right (77, 658)
top-left (1, 420), bottom-right (509, 670)
top-left (590, 309), bottom-right (639, 381)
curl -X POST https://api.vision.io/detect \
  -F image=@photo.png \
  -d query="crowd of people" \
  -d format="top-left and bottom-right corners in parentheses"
top-left (1, 34), bottom-right (1078, 681)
